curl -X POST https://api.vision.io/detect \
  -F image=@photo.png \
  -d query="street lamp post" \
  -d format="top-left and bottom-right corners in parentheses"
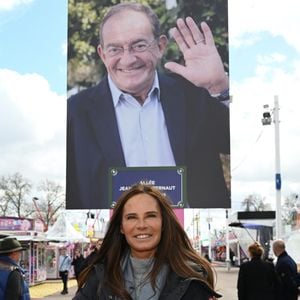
top-left (274, 96), bottom-right (282, 239)
top-left (206, 211), bottom-right (212, 260)
top-left (32, 197), bottom-right (47, 231)
top-left (193, 212), bottom-right (201, 255)
top-left (225, 209), bottom-right (231, 271)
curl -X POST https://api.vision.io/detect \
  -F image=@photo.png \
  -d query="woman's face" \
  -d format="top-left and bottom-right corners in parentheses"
top-left (121, 193), bottom-right (162, 259)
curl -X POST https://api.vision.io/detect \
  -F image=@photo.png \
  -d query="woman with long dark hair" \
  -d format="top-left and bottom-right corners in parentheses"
top-left (73, 184), bottom-right (220, 299)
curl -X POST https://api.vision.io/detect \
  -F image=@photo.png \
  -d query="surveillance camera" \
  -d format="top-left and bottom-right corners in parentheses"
top-left (261, 104), bottom-right (272, 126)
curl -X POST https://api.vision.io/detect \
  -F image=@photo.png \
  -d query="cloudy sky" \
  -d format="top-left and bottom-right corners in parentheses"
top-left (229, 0), bottom-right (300, 210)
top-left (0, 0), bottom-right (299, 232)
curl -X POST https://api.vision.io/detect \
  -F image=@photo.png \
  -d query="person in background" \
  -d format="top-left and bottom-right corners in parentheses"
top-left (273, 239), bottom-right (298, 300)
top-left (0, 237), bottom-right (30, 300)
top-left (73, 183), bottom-right (221, 299)
top-left (204, 253), bottom-right (211, 263)
top-left (80, 240), bottom-right (102, 273)
top-left (58, 248), bottom-right (72, 295)
top-left (237, 241), bottom-right (280, 300)
top-left (229, 248), bottom-right (235, 266)
top-left (72, 248), bottom-right (84, 283)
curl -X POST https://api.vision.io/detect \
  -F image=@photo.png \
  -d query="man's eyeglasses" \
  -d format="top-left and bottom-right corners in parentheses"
top-left (104, 39), bottom-right (157, 57)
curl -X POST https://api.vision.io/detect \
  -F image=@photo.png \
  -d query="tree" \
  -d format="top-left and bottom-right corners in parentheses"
top-left (67, 0), bottom-right (228, 89)
top-left (34, 179), bottom-right (65, 231)
top-left (176, 0), bottom-right (228, 70)
top-left (241, 195), bottom-right (256, 211)
top-left (0, 173), bottom-right (33, 217)
top-left (241, 194), bottom-right (271, 212)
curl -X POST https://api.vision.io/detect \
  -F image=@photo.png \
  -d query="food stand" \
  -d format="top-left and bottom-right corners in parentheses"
top-left (0, 216), bottom-right (47, 285)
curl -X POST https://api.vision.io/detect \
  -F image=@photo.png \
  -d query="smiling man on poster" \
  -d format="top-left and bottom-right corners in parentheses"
top-left (67, 2), bottom-right (230, 209)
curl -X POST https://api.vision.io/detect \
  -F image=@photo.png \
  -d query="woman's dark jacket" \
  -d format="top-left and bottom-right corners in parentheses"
top-left (72, 254), bottom-right (85, 278)
top-left (73, 263), bottom-right (221, 300)
top-left (237, 257), bottom-right (281, 300)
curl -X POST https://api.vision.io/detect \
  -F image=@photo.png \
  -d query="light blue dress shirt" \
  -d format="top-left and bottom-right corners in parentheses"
top-left (59, 254), bottom-right (72, 272)
top-left (108, 73), bottom-right (175, 167)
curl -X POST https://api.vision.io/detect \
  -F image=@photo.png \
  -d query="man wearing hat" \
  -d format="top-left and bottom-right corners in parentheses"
top-left (0, 237), bottom-right (30, 299)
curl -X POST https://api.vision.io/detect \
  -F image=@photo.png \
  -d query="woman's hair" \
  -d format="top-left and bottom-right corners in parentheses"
top-left (248, 242), bottom-right (264, 259)
top-left (99, 3), bottom-right (161, 46)
top-left (78, 184), bottom-right (216, 299)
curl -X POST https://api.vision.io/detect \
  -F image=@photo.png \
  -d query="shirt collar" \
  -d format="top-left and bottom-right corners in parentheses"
top-left (108, 72), bottom-right (160, 107)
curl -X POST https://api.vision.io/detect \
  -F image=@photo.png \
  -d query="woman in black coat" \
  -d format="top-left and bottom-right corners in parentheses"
top-left (71, 249), bottom-right (84, 282)
top-left (237, 242), bottom-right (280, 300)
top-left (73, 184), bottom-right (221, 299)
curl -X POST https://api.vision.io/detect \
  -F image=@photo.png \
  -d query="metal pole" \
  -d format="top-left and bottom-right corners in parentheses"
top-left (274, 96), bottom-right (282, 239)
top-left (195, 212), bottom-right (201, 255)
top-left (207, 210), bottom-right (212, 260)
top-left (225, 209), bottom-right (231, 271)
top-left (32, 197), bottom-right (47, 231)
top-left (192, 209), bottom-right (195, 249)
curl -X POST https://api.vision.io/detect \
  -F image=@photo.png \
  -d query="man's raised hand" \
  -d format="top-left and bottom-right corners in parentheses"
top-left (164, 17), bottom-right (228, 95)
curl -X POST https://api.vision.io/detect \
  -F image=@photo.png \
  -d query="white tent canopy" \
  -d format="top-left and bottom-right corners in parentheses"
top-left (286, 231), bottom-right (300, 263)
top-left (46, 211), bottom-right (89, 243)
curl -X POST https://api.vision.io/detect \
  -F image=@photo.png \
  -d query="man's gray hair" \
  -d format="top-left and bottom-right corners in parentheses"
top-left (273, 239), bottom-right (286, 251)
top-left (99, 3), bottom-right (161, 46)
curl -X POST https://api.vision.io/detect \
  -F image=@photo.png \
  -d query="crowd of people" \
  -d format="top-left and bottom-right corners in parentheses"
top-left (48, 234), bottom-right (299, 300)
top-left (0, 198), bottom-right (299, 300)
top-left (69, 185), bottom-right (300, 300)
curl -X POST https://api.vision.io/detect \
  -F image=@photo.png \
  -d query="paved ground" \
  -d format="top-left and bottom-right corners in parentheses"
top-left (215, 265), bottom-right (239, 299)
top-left (31, 265), bottom-right (239, 300)
top-left (37, 285), bottom-right (78, 300)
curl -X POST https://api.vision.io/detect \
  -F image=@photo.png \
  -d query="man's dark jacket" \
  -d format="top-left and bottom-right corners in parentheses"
top-left (275, 251), bottom-right (298, 300)
top-left (67, 73), bottom-right (230, 209)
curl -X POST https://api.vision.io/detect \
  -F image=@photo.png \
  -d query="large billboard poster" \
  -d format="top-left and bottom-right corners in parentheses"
top-left (66, 0), bottom-right (230, 209)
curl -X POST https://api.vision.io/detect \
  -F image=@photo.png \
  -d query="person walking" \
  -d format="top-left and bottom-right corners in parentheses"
top-left (73, 183), bottom-right (221, 299)
top-left (273, 239), bottom-right (299, 300)
top-left (0, 236), bottom-right (30, 300)
top-left (72, 248), bottom-right (84, 283)
top-left (237, 241), bottom-right (280, 300)
top-left (80, 240), bottom-right (102, 274)
top-left (58, 248), bottom-right (72, 295)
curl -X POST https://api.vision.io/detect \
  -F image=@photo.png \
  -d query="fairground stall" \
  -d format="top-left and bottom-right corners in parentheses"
top-left (0, 216), bottom-right (47, 286)
top-left (45, 211), bottom-right (89, 279)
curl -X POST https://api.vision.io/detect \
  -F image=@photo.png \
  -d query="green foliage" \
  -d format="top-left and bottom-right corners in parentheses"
top-left (68, 0), bottom-right (104, 88)
top-left (175, 0), bottom-right (228, 69)
top-left (68, 0), bottom-right (228, 89)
